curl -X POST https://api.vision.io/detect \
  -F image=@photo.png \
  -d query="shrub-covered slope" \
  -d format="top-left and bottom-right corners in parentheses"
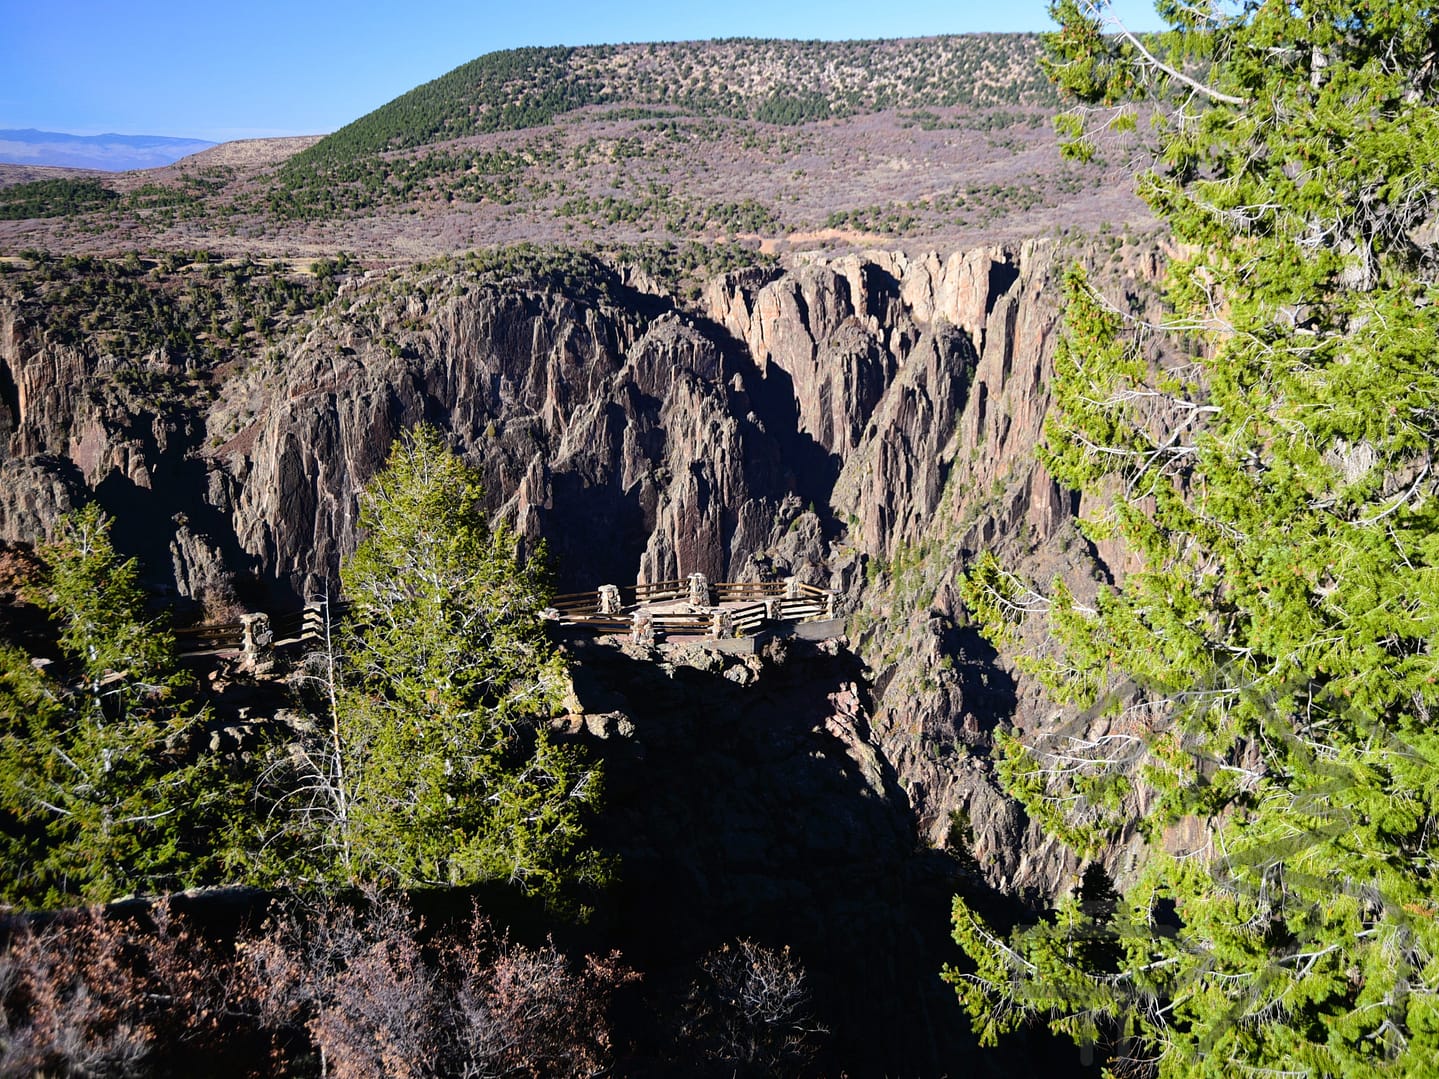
top-left (294, 36), bottom-right (1058, 168)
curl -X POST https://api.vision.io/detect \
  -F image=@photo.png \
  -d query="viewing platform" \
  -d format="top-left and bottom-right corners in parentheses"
top-left (173, 574), bottom-right (842, 666)
top-left (544, 573), bottom-right (842, 652)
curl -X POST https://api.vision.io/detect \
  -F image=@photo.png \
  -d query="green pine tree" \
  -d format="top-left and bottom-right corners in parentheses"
top-left (948, 2), bottom-right (1439, 1073)
top-left (267, 426), bottom-right (608, 906)
top-left (0, 505), bottom-right (232, 906)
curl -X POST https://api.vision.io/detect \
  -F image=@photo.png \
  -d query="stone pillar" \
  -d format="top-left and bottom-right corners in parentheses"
top-left (302, 602), bottom-right (325, 642)
top-left (688, 572), bottom-right (711, 607)
top-left (240, 612), bottom-right (273, 672)
top-left (824, 591), bottom-right (836, 618)
top-left (631, 609), bottom-right (655, 647)
top-left (765, 597), bottom-right (784, 622)
top-left (711, 607), bottom-right (735, 639)
top-left (597, 584), bottom-right (622, 615)
top-left (784, 575), bottom-right (800, 599)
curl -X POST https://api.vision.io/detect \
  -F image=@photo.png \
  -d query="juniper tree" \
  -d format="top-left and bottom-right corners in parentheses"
top-left (0, 505), bottom-right (229, 905)
top-left (948, 2), bottom-right (1439, 1073)
top-left (271, 426), bottom-right (607, 906)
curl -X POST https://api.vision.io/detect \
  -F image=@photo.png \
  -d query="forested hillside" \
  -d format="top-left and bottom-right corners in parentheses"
top-left (0, 36), bottom-right (1145, 261)
top-left (295, 36), bottom-right (1057, 166)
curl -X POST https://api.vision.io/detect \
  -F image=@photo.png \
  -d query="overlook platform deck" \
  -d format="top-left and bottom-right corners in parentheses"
top-left (173, 574), bottom-right (841, 664)
top-left (544, 575), bottom-right (841, 648)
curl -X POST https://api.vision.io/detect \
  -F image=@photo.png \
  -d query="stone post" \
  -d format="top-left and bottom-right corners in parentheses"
top-left (765, 597), bottom-right (784, 622)
top-left (784, 575), bottom-right (800, 599)
top-left (711, 607), bottom-right (735, 639)
top-left (240, 612), bottom-right (273, 673)
top-left (688, 572), bottom-right (711, 607)
top-left (631, 609), bottom-right (655, 647)
top-left (597, 584), bottom-right (622, 615)
top-left (302, 602), bottom-right (325, 642)
top-left (824, 591), bottom-right (836, 618)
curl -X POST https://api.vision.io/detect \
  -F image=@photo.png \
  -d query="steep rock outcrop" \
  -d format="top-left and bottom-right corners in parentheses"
top-left (218, 283), bottom-right (807, 597)
top-left (215, 284), bottom-right (648, 597)
top-left (702, 239), bottom-right (1157, 898)
top-left (0, 240), bottom-right (1162, 905)
top-left (0, 301), bottom-right (227, 599)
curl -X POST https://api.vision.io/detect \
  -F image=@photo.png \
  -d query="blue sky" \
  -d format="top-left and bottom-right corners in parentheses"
top-left (0, 0), bottom-right (1166, 142)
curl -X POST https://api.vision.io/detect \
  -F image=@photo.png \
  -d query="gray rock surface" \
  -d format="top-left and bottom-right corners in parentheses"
top-left (0, 240), bottom-right (1163, 906)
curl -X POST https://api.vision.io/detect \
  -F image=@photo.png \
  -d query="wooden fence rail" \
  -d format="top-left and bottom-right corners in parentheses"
top-left (175, 602), bottom-right (344, 658)
top-left (270, 611), bottom-right (309, 643)
top-left (173, 622), bottom-right (245, 652)
top-left (712, 582), bottom-right (785, 601)
top-left (631, 580), bottom-right (686, 602)
top-left (174, 577), bottom-right (839, 658)
top-left (777, 597), bottom-right (827, 620)
top-left (730, 602), bottom-right (768, 634)
top-left (648, 613), bottom-right (712, 634)
top-left (559, 615), bottom-right (632, 633)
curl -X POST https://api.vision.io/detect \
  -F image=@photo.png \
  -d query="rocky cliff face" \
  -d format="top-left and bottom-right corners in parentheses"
top-left (0, 239), bottom-right (1160, 904)
top-left (698, 241), bottom-right (1132, 899)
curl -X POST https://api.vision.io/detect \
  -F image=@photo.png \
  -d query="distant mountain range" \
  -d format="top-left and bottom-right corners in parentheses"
top-left (0, 129), bottom-right (217, 171)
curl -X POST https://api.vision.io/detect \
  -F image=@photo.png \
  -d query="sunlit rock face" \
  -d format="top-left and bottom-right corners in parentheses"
top-left (0, 240), bottom-right (1160, 909)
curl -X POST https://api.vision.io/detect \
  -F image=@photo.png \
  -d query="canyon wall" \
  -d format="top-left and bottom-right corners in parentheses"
top-left (0, 241), bottom-right (1160, 905)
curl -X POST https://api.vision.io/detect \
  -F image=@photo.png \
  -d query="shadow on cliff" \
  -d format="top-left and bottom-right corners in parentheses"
top-left (566, 638), bottom-right (1051, 1076)
top-left (689, 313), bottom-right (846, 540)
top-left (746, 359), bottom-right (842, 511)
top-left (544, 468), bottom-right (655, 591)
top-left (0, 355), bottom-right (20, 443)
top-left (94, 463), bottom-right (262, 614)
top-left (941, 620), bottom-right (1020, 745)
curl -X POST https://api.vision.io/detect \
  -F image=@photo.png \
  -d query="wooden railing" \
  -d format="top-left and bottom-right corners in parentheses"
top-left (648, 612), bottom-right (712, 635)
top-left (631, 580), bottom-right (686, 603)
top-left (173, 576), bottom-right (839, 659)
top-left (174, 601), bottom-right (346, 658)
top-left (730, 601), bottom-right (768, 635)
top-left (549, 575), bottom-right (839, 642)
top-left (550, 591), bottom-right (602, 617)
top-left (276, 608), bottom-right (315, 643)
top-left (712, 581), bottom-right (786, 602)
top-left (172, 621), bottom-right (245, 653)
top-left (777, 597), bottom-right (826, 620)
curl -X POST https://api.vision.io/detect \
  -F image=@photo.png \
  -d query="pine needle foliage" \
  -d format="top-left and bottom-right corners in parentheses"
top-left (949, 2), bottom-right (1439, 1074)
top-left (278, 426), bottom-right (607, 907)
top-left (0, 506), bottom-right (230, 906)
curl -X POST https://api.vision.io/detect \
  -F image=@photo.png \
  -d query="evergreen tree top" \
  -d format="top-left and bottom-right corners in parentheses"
top-left (950, 2), bottom-right (1439, 1073)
